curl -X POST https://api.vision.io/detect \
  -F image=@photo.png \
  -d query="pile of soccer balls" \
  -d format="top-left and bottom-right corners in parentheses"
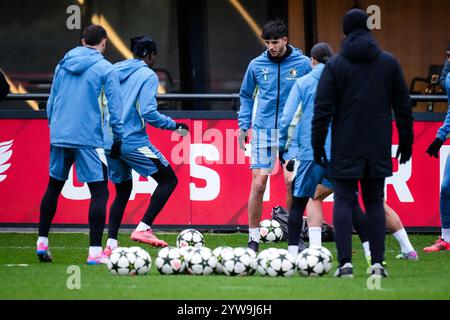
top-left (107, 246), bottom-right (151, 276)
top-left (107, 228), bottom-right (333, 277)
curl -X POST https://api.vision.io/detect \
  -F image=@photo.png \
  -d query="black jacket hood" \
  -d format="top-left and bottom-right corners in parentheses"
top-left (340, 30), bottom-right (381, 63)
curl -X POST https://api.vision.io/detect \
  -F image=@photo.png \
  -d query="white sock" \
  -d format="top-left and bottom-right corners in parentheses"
top-left (89, 246), bottom-right (102, 257)
top-left (362, 241), bottom-right (371, 258)
top-left (136, 222), bottom-right (151, 232)
top-left (393, 228), bottom-right (415, 253)
top-left (442, 228), bottom-right (450, 242)
top-left (37, 237), bottom-right (48, 246)
top-left (308, 227), bottom-right (322, 248)
top-left (249, 228), bottom-right (260, 243)
top-left (342, 262), bottom-right (353, 268)
top-left (288, 246), bottom-right (299, 259)
top-left (106, 238), bottom-right (118, 249)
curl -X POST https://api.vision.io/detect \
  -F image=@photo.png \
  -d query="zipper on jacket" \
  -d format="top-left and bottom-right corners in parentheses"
top-left (275, 62), bottom-right (281, 129)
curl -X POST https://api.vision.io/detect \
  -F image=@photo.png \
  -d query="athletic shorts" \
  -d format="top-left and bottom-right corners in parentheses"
top-left (249, 135), bottom-right (279, 172)
top-left (106, 145), bottom-right (169, 183)
top-left (292, 160), bottom-right (333, 197)
top-left (49, 146), bottom-right (108, 183)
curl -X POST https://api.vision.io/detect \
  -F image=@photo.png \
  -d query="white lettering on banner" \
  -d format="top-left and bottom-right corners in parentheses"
top-left (324, 145), bottom-right (413, 202)
top-left (129, 170), bottom-right (157, 200)
top-left (61, 166), bottom-right (90, 200)
top-left (58, 145), bottom-right (414, 203)
top-left (190, 144), bottom-right (220, 201)
top-left (264, 176), bottom-right (270, 201)
top-left (385, 145), bottom-right (413, 202)
top-left (0, 139), bottom-right (13, 183)
top-left (439, 146), bottom-right (450, 187)
top-left (62, 166), bottom-right (156, 200)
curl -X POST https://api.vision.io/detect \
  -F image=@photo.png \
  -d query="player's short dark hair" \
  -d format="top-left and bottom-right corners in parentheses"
top-left (82, 25), bottom-right (107, 46)
top-left (311, 42), bottom-right (333, 64)
top-left (261, 18), bottom-right (288, 40)
top-left (130, 35), bottom-right (157, 58)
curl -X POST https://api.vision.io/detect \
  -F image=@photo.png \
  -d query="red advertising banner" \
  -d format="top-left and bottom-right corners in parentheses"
top-left (0, 118), bottom-right (446, 228)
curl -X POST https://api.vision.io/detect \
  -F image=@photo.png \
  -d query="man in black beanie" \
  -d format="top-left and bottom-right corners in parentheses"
top-left (312, 8), bottom-right (413, 278)
top-left (438, 43), bottom-right (450, 92)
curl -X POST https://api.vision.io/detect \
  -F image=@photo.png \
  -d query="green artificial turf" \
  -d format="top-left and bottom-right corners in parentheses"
top-left (0, 232), bottom-right (449, 300)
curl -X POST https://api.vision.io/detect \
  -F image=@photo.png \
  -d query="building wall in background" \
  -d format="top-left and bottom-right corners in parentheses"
top-left (312, 0), bottom-right (450, 112)
top-left (0, 0), bottom-right (449, 110)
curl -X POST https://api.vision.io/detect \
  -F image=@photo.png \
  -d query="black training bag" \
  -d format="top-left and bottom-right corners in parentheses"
top-left (271, 205), bottom-right (334, 242)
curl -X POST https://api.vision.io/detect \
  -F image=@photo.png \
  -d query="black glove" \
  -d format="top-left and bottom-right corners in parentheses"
top-left (286, 159), bottom-right (295, 172)
top-left (110, 140), bottom-right (122, 160)
top-left (314, 147), bottom-right (327, 168)
top-left (174, 122), bottom-right (189, 136)
top-left (279, 150), bottom-right (285, 165)
top-left (426, 138), bottom-right (444, 158)
top-left (396, 143), bottom-right (412, 164)
top-left (238, 129), bottom-right (248, 151)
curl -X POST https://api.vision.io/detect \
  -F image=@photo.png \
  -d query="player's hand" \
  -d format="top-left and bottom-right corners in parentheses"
top-left (396, 142), bottom-right (412, 164)
top-left (174, 122), bottom-right (189, 137)
top-left (314, 147), bottom-right (327, 168)
top-left (110, 140), bottom-right (122, 159)
top-left (238, 129), bottom-right (248, 151)
top-left (426, 138), bottom-right (444, 158)
top-left (286, 159), bottom-right (296, 172)
top-left (279, 150), bottom-right (285, 165)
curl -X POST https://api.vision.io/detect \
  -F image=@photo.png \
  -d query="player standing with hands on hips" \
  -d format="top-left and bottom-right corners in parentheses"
top-left (238, 19), bottom-right (311, 252)
top-left (312, 9), bottom-right (413, 278)
top-left (103, 36), bottom-right (189, 254)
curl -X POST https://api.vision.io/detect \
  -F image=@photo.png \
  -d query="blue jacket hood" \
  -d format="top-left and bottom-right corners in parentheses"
top-left (115, 59), bottom-right (149, 83)
top-left (59, 46), bottom-right (103, 75)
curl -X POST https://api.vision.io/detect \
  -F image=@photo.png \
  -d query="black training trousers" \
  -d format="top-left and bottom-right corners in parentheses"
top-left (333, 176), bottom-right (386, 266)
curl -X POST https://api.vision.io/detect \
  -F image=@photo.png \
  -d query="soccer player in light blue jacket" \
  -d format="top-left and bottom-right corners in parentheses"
top-left (278, 43), bottom-right (333, 256)
top-left (425, 72), bottom-right (450, 252)
top-left (36, 25), bottom-right (124, 265)
top-left (103, 36), bottom-right (189, 253)
top-left (238, 19), bottom-right (311, 252)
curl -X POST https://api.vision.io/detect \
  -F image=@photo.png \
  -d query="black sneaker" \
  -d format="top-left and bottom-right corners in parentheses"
top-left (369, 263), bottom-right (388, 278)
top-left (298, 237), bottom-right (307, 253)
top-left (334, 263), bottom-right (353, 278)
top-left (247, 241), bottom-right (259, 253)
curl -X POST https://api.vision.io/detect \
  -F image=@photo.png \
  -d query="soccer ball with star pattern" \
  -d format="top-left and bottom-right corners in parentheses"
top-left (186, 247), bottom-right (217, 275)
top-left (155, 246), bottom-right (186, 275)
top-left (132, 247), bottom-right (152, 275)
top-left (296, 247), bottom-right (331, 277)
top-left (265, 248), bottom-right (296, 277)
top-left (221, 247), bottom-right (257, 276)
top-left (256, 248), bottom-right (279, 276)
top-left (259, 219), bottom-right (283, 243)
top-left (107, 247), bottom-right (136, 276)
top-left (212, 246), bottom-right (233, 274)
top-left (176, 229), bottom-right (205, 248)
